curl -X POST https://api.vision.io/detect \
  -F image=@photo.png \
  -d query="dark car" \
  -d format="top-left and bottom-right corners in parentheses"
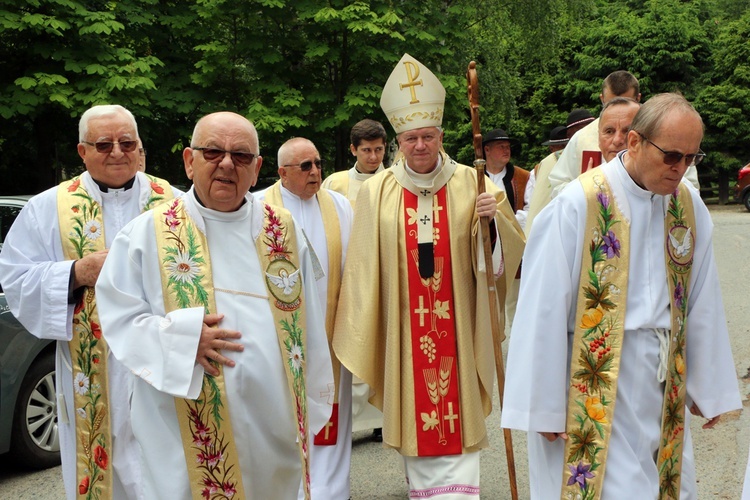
top-left (735, 162), bottom-right (750, 211)
top-left (0, 195), bottom-right (60, 469)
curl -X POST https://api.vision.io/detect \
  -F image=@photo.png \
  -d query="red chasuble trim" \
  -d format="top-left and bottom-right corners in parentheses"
top-left (404, 187), bottom-right (462, 456)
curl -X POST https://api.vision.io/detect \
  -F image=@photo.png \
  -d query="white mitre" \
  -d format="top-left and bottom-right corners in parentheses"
top-left (380, 53), bottom-right (446, 134)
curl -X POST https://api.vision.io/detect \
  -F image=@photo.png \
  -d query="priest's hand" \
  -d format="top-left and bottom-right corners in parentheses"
top-left (476, 192), bottom-right (497, 218)
top-left (539, 431), bottom-right (568, 442)
top-left (73, 249), bottom-right (109, 288)
top-left (689, 403), bottom-right (721, 429)
top-left (197, 313), bottom-right (244, 376)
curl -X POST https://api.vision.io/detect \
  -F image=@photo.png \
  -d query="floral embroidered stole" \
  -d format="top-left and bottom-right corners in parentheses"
top-left (154, 198), bottom-right (312, 499)
top-left (57, 174), bottom-right (172, 499)
top-left (560, 172), bottom-right (694, 500)
top-left (264, 182), bottom-right (343, 446)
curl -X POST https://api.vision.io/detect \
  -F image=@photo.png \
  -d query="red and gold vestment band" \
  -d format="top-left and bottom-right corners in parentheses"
top-left (264, 181), bottom-right (343, 446)
top-left (403, 186), bottom-right (463, 456)
top-left (57, 174), bottom-right (173, 499)
top-left (561, 170), bottom-right (694, 500)
top-left (153, 197), bottom-right (313, 499)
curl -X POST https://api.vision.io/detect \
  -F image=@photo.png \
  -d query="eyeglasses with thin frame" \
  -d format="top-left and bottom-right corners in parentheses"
top-left (193, 147), bottom-right (257, 166)
top-left (638, 133), bottom-right (705, 167)
top-left (281, 159), bottom-right (323, 172)
top-left (82, 140), bottom-right (138, 154)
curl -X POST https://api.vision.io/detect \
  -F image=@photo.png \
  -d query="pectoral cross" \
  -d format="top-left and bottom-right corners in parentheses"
top-left (414, 295), bottom-right (429, 327)
top-left (444, 402), bottom-right (458, 433)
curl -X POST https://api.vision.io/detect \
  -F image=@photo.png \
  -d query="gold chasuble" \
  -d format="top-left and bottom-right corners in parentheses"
top-left (153, 197), bottom-right (313, 499)
top-left (561, 171), bottom-right (694, 500)
top-left (264, 181), bottom-right (344, 446)
top-left (57, 174), bottom-right (173, 500)
top-left (333, 154), bottom-right (525, 456)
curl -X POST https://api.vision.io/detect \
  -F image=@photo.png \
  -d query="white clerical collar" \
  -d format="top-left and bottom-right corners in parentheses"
top-left (191, 189), bottom-right (252, 222)
top-left (487, 166), bottom-right (507, 178)
top-left (352, 163), bottom-right (384, 181)
top-left (404, 155), bottom-right (443, 187)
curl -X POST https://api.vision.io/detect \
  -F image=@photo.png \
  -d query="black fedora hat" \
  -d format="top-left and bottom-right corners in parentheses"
top-left (482, 128), bottom-right (520, 150)
top-left (541, 125), bottom-right (569, 146)
top-left (566, 109), bottom-right (595, 129)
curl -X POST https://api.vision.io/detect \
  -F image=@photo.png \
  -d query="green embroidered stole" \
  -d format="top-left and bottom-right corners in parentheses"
top-left (264, 181), bottom-right (343, 446)
top-left (57, 174), bottom-right (172, 499)
top-left (560, 171), bottom-right (694, 500)
top-left (153, 197), bottom-right (312, 499)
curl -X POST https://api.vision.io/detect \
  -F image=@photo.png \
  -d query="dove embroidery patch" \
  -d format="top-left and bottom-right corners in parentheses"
top-left (266, 260), bottom-right (302, 310)
top-left (667, 225), bottom-right (693, 269)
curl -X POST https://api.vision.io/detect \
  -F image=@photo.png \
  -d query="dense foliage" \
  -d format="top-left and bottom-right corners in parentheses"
top-left (0, 0), bottom-right (747, 194)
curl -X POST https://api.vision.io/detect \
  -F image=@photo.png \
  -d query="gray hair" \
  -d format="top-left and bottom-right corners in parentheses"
top-left (78, 105), bottom-right (138, 142)
top-left (628, 93), bottom-right (703, 139)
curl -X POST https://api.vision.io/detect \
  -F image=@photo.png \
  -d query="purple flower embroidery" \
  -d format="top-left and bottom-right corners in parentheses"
top-left (597, 191), bottom-right (609, 209)
top-left (567, 461), bottom-right (595, 489)
top-left (674, 281), bottom-right (684, 309)
top-left (601, 230), bottom-right (621, 258)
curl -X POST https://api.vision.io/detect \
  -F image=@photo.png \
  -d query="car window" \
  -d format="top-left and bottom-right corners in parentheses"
top-left (0, 203), bottom-right (22, 247)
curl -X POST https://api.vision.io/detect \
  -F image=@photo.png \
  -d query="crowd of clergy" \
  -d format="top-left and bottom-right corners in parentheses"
top-left (0, 52), bottom-right (745, 500)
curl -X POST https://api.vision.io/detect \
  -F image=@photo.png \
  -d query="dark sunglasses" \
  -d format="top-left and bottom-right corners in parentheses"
top-left (83, 140), bottom-right (138, 154)
top-left (282, 159), bottom-right (323, 172)
top-left (194, 147), bottom-right (257, 166)
top-left (639, 134), bottom-right (705, 167)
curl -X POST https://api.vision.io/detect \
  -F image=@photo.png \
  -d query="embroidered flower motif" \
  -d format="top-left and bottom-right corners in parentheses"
top-left (580, 308), bottom-right (604, 330)
top-left (68, 178), bottom-right (81, 192)
top-left (675, 353), bottom-right (685, 375)
top-left (73, 372), bottom-right (90, 395)
top-left (660, 440), bottom-right (675, 461)
top-left (600, 230), bottom-right (620, 258)
top-left (93, 444), bottom-right (108, 470)
top-left (167, 251), bottom-right (199, 284)
top-left (421, 410), bottom-right (439, 431)
top-left (150, 181), bottom-right (165, 195)
top-left (83, 219), bottom-right (102, 240)
top-left (78, 476), bottom-right (90, 495)
top-left (90, 321), bottom-right (102, 340)
top-left (596, 191), bottom-right (609, 209)
top-left (567, 462), bottom-right (594, 489)
top-left (584, 396), bottom-right (607, 424)
top-left (419, 335), bottom-right (436, 363)
top-left (223, 482), bottom-right (237, 497)
top-left (288, 343), bottom-right (304, 372)
top-left (673, 282), bottom-right (684, 310)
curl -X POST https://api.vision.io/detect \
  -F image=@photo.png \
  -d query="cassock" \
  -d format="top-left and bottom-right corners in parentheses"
top-left (525, 150), bottom-right (562, 237)
top-left (95, 189), bottom-right (333, 499)
top-left (548, 118), bottom-right (700, 196)
top-left (256, 183), bottom-right (354, 500)
top-left (0, 171), bottom-right (179, 500)
top-left (321, 163), bottom-right (384, 204)
top-left (502, 156), bottom-right (742, 498)
top-left (333, 153), bottom-right (525, 495)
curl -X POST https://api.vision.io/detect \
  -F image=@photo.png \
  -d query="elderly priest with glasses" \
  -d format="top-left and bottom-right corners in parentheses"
top-left (256, 137), bottom-right (354, 500)
top-left (0, 104), bottom-right (180, 500)
top-left (501, 93), bottom-right (742, 499)
top-left (94, 112), bottom-right (334, 499)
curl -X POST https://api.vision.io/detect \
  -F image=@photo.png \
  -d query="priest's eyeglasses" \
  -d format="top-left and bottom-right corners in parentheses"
top-left (282, 159), bottom-right (323, 172)
top-left (194, 147), bottom-right (257, 166)
top-left (83, 140), bottom-right (138, 154)
top-left (638, 133), bottom-right (705, 167)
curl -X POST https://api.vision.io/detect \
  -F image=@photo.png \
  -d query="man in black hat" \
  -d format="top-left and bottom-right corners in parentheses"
top-left (482, 128), bottom-right (529, 229)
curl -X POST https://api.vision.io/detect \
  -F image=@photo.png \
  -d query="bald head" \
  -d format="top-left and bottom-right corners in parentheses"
top-left (277, 137), bottom-right (323, 200)
top-left (184, 112), bottom-right (263, 212)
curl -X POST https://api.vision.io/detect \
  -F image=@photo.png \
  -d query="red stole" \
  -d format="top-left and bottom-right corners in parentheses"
top-left (404, 186), bottom-right (463, 456)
